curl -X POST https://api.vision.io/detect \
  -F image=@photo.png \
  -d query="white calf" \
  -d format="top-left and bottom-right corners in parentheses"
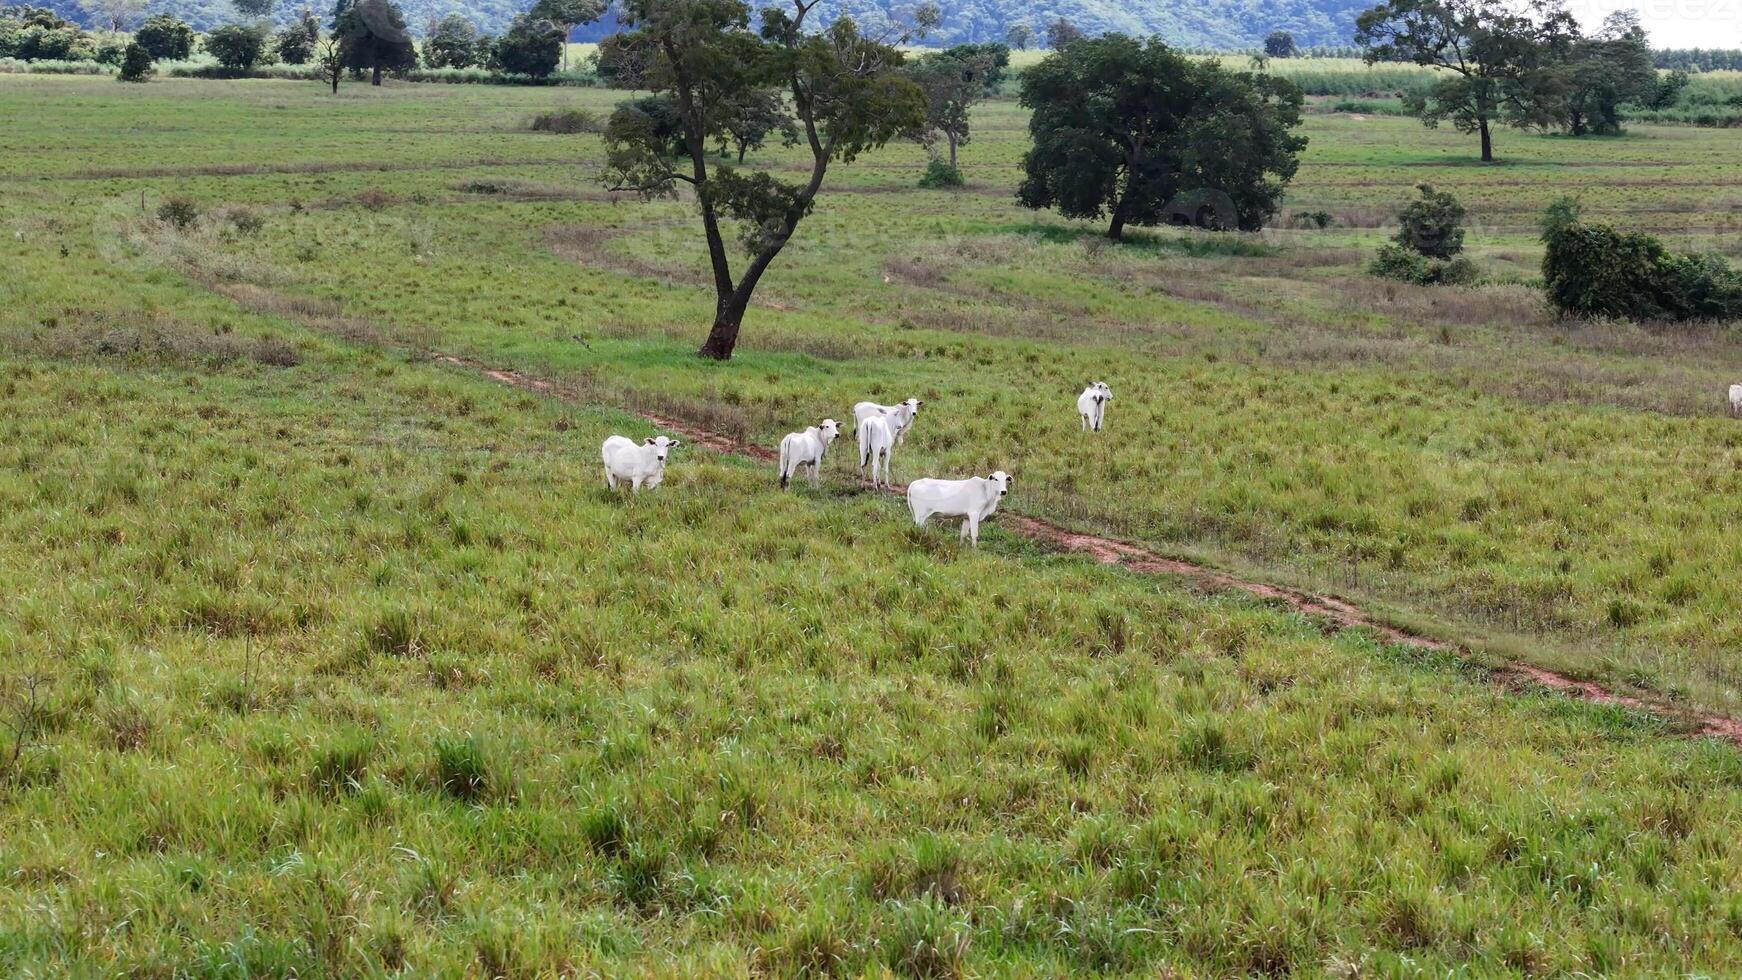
top-left (907, 471), bottom-right (1013, 548)
top-left (854, 398), bottom-right (922, 444)
top-left (1076, 382), bottom-right (1113, 432)
top-left (778, 419), bottom-right (840, 489)
top-left (1730, 383), bottom-right (1742, 417)
top-left (857, 413), bottom-right (897, 489)
top-left (601, 435), bottom-right (680, 493)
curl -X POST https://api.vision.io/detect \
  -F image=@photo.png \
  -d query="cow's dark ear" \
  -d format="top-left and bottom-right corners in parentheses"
top-left (643, 438), bottom-right (655, 446)
top-left (669, 439), bottom-right (681, 448)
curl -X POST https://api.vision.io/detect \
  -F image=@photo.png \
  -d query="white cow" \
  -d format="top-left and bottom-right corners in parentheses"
top-left (601, 435), bottom-right (680, 493)
top-left (1730, 383), bottom-right (1742, 417)
top-left (857, 413), bottom-right (897, 489)
top-left (778, 418), bottom-right (841, 489)
top-left (854, 398), bottom-right (923, 444)
top-left (1076, 382), bottom-right (1114, 432)
top-left (907, 471), bottom-right (1013, 548)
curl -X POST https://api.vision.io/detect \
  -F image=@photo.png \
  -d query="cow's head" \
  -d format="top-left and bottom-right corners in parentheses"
top-left (904, 398), bottom-right (922, 416)
top-left (1094, 381), bottom-right (1113, 399)
top-left (643, 435), bottom-right (680, 462)
top-left (988, 470), bottom-right (1012, 497)
top-left (819, 419), bottom-right (840, 441)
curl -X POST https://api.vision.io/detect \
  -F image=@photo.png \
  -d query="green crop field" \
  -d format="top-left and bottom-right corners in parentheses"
top-left (3, 73), bottom-right (1742, 975)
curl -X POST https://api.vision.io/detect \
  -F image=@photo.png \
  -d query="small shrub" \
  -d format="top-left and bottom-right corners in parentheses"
top-left (1393, 183), bottom-right (1465, 258)
top-left (1290, 209), bottom-right (1333, 229)
top-left (117, 43), bottom-right (153, 83)
top-left (917, 159), bottom-right (964, 189)
top-left (353, 188), bottom-right (393, 212)
top-left (227, 207), bottom-right (265, 236)
top-left (250, 337), bottom-right (300, 367)
top-left (1371, 244), bottom-right (1478, 286)
top-left (529, 108), bottom-right (599, 133)
top-left (156, 197), bottom-right (199, 230)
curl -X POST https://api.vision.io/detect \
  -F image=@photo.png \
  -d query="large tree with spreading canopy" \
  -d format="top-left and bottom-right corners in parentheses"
top-left (600, 0), bottom-right (925, 360)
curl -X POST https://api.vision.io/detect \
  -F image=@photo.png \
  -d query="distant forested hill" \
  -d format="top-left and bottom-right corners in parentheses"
top-left (28, 0), bottom-right (1369, 48)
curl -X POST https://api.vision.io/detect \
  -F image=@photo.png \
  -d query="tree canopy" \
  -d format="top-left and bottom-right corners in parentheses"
top-left (133, 12), bottom-right (194, 59)
top-left (332, 0), bottom-right (416, 84)
top-left (422, 12), bottom-right (478, 67)
top-left (600, 0), bottom-right (925, 359)
top-left (1355, 0), bottom-right (1575, 161)
top-left (1017, 35), bottom-right (1306, 238)
top-left (902, 42), bottom-right (1009, 171)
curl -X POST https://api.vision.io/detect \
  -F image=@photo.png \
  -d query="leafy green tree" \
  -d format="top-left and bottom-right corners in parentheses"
top-left (1356, 0), bottom-right (1576, 162)
top-left (1004, 22), bottom-right (1033, 51)
top-left (204, 23), bottom-right (270, 71)
top-left (1263, 29), bottom-right (1296, 57)
top-left (1, 5), bottom-right (93, 61)
top-left (903, 42), bottom-right (1008, 172)
top-left (273, 10), bottom-right (319, 64)
top-left (1560, 11), bottom-right (1657, 136)
top-left (601, 0), bottom-right (926, 360)
top-left (423, 12), bottom-right (477, 68)
top-left (233, 0), bottom-right (275, 17)
top-left (334, 0), bottom-right (416, 85)
top-left (491, 14), bottom-right (561, 77)
top-left (1044, 16), bottom-right (1080, 49)
top-left (133, 13), bottom-right (194, 60)
top-left (79, 0), bottom-right (144, 31)
top-left (527, 0), bottom-right (602, 70)
top-left (316, 34), bottom-right (342, 91)
top-left (117, 40), bottom-right (153, 79)
top-left (1017, 35), bottom-right (1306, 238)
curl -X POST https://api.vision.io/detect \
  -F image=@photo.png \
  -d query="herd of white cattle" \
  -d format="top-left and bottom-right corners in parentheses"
top-left (599, 383), bottom-right (1116, 547)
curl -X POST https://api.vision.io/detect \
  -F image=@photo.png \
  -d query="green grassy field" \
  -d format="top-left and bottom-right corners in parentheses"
top-left (4, 73), bottom-right (1742, 974)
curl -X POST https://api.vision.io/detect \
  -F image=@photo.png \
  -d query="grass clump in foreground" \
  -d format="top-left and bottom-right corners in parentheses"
top-left (0, 341), bottom-right (1739, 974)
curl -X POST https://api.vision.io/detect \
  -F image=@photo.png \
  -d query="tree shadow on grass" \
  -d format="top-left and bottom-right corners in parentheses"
top-left (990, 223), bottom-right (1280, 258)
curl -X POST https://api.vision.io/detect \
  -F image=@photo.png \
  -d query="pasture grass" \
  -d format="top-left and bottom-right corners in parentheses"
top-left (3, 73), bottom-right (1742, 971)
top-left (2, 340), bottom-right (1742, 974)
top-left (5, 76), bottom-right (1742, 714)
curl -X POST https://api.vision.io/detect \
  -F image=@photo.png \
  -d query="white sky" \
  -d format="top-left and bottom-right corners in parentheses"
top-left (1572, 0), bottom-right (1742, 49)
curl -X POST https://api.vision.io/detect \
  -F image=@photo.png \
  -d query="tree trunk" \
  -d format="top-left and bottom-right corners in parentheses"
top-left (738, 143), bottom-right (747, 164)
top-left (1478, 117), bottom-right (1493, 162)
top-left (947, 134), bottom-right (957, 172)
top-left (697, 302), bottom-right (746, 360)
top-left (330, 71), bottom-right (338, 94)
top-left (1107, 213), bottom-right (1125, 240)
top-left (697, 234), bottom-right (787, 360)
top-left (371, 64), bottom-right (382, 86)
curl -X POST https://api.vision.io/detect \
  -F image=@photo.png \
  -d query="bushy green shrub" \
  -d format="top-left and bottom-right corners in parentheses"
top-left (917, 158), bottom-right (965, 188)
top-left (1540, 197), bottom-right (1742, 321)
top-left (1370, 243), bottom-right (1478, 285)
top-left (529, 108), bottom-right (599, 133)
top-left (156, 196), bottom-right (198, 229)
top-left (204, 24), bottom-right (270, 73)
top-left (117, 42), bottom-right (152, 82)
top-left (1393, 183), bottom-right (1465, 258)
top-left (134, 13), bottom-right (194, 61)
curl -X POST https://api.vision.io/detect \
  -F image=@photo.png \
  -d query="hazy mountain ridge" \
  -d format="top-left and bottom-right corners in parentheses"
top-left (27, 0), bottom-right (1368, 49)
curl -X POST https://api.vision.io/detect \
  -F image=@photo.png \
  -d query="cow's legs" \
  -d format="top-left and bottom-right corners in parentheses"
top-left (966, 514), bottom-right (980, 547)
top-left (631, 476), bottom-right (643, 493)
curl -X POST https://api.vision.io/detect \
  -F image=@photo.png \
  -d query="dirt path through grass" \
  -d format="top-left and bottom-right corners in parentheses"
top-left (432, 354), bottom-right (1742, 748)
